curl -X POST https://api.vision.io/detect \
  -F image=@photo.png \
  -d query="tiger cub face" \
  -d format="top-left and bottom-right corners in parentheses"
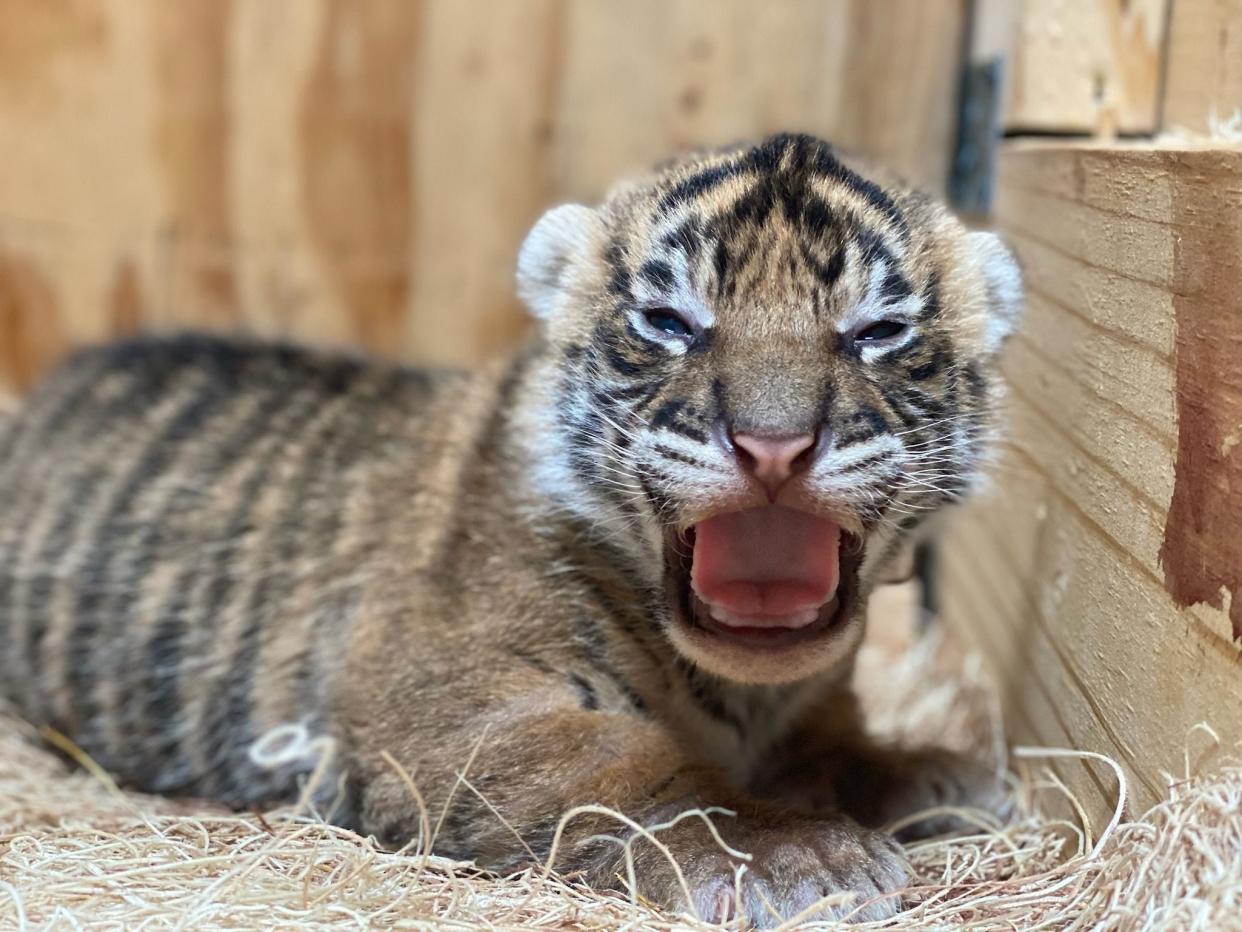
top-left (517, 134), bottom-right (1021, 685)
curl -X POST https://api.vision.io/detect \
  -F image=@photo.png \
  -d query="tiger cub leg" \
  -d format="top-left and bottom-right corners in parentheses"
top-left (342, 674), bottom-right (908, 926)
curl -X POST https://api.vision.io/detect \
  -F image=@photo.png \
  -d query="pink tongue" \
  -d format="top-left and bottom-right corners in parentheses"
top-left (691, 505), bottom-right (841, 617)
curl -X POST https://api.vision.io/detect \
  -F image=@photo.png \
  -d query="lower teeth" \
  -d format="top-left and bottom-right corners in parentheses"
top-left (699, 594), bottom-right (843, 631)
top-left (707, 605), bottom-right (821, 629)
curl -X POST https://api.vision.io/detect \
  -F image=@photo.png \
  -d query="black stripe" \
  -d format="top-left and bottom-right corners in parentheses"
top-left (878, 334), bottom-right (926, 364)
top-left (837, 406), bottom-right (891, 447)
top-left (255, 377), bottom-right (398, 801)
top-left (9, 361), bottom-right (184, 718)
top-left (854, 226), bottom-right (897, 268)
top-left (477, 344), bottom-right (536, 456)
top-left (874, 338), bottom-right (924, 370)
top-left (608, 267), bottom-right (633, 300)
top-left (0, 353), bottom-right (108, 494)
top-left (654, 444), bottom-right (714, 471)
top-left (142, 384), bottom-right (329, 793)
top-left (898, 514), bottom-right (924, 532)
top-left (560, 541), bottom-right (660, 646)
top-left (632, 381), bottom-right (671, 419)
top-left (139, 578), bottom-right (198, 793)
top-left (134, 384), bottom-right (300, 781)
top-left (811, 143), bottom-right (909, 238)
top-left (649, 398), bottom-right (688, 431)
top-left (570, 615), bottom-right (651, 716)
top-left (746, 133), bottom-right (789, 173)
top-left (881, 269), bottom-right (912, 302)
top-left (510, 648), bottom-right (554, 675)
top-left (604, 239), bottom-right (633, 299)
top-left (728, 185), bottom-right (775, 226)
top-left (203, 373), bottom-right (365, 800)
top-left (661, 216), bottom-right (705, 258)
top-left (601, 340), bottom-right (644, 378)
top-left (0, 363), bottom-right (108, 701)
top-left (603, 379), bottom-right (662, 403)
top-left (0, 354), bottom-right (118, 565)
top-left (637, 470), bottom-right (676, 518)
top-left (918, 272), bottom-right (943, 321)
top-left (901, 386), bottom-right (947, 420)
top-left (962, 361), bottom-right (987, 401)
top-left (674, 658), bottom-right (744, 738)
top-left (10, 465), bottom-right (104, 712)
top-left (800, 242), bottom-right (845, 290)
top-left (839, 451), bottom-right (895, 475)
top-left (569, 673), bottom-right (599, 711)
top-left (879, 387), bottom-right (921, 428)
top-left (565, 409), bottom-right (604, 487)
top-left (908, 347), bottom-right (947, 381)
top-left (639, 259), bottom-right (676, 291)
top-left (712, 239), bottom-right (729, 289)
top-left (101, 390), bottom-right (253, 745)
top-left (66, 382), bottom-right (226, 742)
top-left (798, 195), bottom-right (837, 239)
top-left (290, 583), bottom-right (363, 767)
top-left (659, 161), bottom-right (747, 212)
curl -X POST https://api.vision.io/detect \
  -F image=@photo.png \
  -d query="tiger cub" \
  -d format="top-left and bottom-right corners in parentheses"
top-left (0, 134), bottom-right (1020, 925)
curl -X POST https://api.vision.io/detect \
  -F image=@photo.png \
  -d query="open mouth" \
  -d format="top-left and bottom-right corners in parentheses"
top-left (666, 505), bottom-right (861, 652)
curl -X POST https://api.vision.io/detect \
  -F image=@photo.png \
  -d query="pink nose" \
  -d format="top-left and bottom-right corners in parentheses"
top-left (731, 432), bottom-right (817, 499)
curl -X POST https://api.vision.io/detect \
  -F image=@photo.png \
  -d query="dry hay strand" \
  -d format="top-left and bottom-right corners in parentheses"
top-left (2, 626), bottom-right (1240, 930)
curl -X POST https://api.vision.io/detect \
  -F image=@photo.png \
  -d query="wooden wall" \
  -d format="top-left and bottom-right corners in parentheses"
top-left (0, 0), bottom-right (967, 395)
top-left (982, 0), bottom-right (1242, 137)
top-left (1163, 0), bottom-right (1242, 133)
top-left (940, 143), bottom-right (1242, 820)
top-left (1001, 0), bottom-right (1169, 134)
top-left (941, 0), bottom-right (1242, 825)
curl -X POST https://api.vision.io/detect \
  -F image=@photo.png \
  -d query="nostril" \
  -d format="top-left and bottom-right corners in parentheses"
top-left (734, 441), bottom-right (758, 473)
top-left (789, 436), bottom-right (817, 473)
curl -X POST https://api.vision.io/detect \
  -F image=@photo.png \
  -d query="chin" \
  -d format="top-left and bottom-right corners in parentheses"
top-left (661, 507), bottom-right (870, 686)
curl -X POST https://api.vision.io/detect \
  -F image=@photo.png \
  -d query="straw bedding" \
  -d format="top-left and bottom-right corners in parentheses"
top-left (2, 610), bottom-right (1239, 930)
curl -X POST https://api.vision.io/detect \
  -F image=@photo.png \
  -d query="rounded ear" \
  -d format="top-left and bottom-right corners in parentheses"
top-left (967, 230), bottom-right (1024, 355)
top-left (516, 204), bottom-right (601, 320)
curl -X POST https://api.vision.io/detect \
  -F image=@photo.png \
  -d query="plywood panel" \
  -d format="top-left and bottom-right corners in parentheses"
top-left (1003, 0), bottom-right (1168, 134)
top-left (555, 0), bottom-right (963, 201)
top-left (940, 141), bottom-right (1242, 823)
top-left (1162, 0), bottom-right (1242, 135)
top-left (0, 0), bottom-right (966, 394)
top-left (404, 0), bottom-right (562, 366)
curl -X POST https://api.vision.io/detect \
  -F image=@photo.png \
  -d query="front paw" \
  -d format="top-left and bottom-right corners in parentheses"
top-left (848, 748), bottom-right (1010, 840)
top-left (581, 813), bottom-right (910, 927)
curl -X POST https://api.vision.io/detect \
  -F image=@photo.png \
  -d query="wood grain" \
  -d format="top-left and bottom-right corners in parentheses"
top-left (941, 141), bottom-right (1242, 824)
top-left (1162, 0), bottom-right (1242, 135)
top-left (1002, 0), bottom-right (1168, 134)
top-left (299, 0), bottom-right (421, 354)
top-left (152, 0), bottom-right (239, 327)
top-left (0, 0), bottom-right (966, 392)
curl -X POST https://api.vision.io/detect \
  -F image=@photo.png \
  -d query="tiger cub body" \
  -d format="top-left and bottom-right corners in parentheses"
top-left (0, 134), bottom-right (1020, 926)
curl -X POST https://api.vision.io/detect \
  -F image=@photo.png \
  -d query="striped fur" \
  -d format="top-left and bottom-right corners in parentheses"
top-left (0, 135), bottom-right (1020, 926)
top-left (0, 338), bottom-right (437, 810)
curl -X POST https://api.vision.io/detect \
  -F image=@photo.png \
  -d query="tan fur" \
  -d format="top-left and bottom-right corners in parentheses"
top-left (0, 134), bottom-right (1020, 926)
